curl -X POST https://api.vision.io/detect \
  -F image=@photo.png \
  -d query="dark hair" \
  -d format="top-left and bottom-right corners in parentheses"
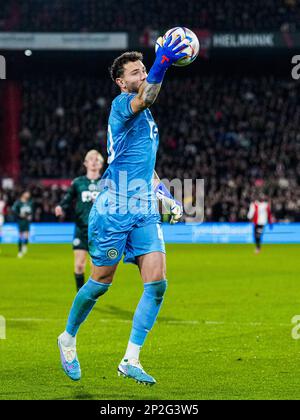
top-left (21, 190), bottom-right (30, 197)
top-left (109, 51), bottom-right (143, 82)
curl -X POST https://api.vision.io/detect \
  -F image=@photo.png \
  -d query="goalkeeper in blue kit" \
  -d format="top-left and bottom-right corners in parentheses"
top-left (58, 36), bottom-right (186, 385)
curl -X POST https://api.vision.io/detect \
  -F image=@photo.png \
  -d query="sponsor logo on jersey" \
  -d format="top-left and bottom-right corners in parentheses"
top-left (81, 191), bottom-right (100, 203)
top-left (20, 205), bottom-right (32, 217)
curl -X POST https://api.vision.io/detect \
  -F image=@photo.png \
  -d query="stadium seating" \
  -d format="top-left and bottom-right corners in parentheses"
top-left (0, 0), bottom-right (299, 32)
top-left (1, 74), bottom-right (298, 223)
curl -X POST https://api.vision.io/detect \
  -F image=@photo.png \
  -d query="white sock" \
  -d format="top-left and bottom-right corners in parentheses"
top-left (124, 341), bottom-right (141, 361)
top-left (60, 330), bottom-right (76, 347)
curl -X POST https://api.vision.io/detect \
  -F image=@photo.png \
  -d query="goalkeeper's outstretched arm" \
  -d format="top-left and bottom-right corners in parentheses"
top-left (131, 35), bottom-right (187, 114)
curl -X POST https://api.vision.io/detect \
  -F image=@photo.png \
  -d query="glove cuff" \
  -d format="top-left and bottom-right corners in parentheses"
top-left (154, 181), bottom-right (174, 202)
top-left (146, 55), bottom-right (171, 84)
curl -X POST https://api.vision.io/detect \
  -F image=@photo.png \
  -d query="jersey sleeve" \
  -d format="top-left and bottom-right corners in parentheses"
top-left (12, 201), bottom-right (20, 216)
top-left (59, 181), bottom-right (76, 211)
top-left (112, 93), bottom-right (136, 122)
top-left (27, 201), bottom-right (34, 221)
top-left (247, 203), bottom-right (255, 220)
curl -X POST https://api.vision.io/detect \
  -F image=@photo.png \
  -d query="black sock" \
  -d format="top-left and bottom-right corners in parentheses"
top-left (24, 239), bottom-right (28, 245)
top-left (74, 273), bottom-right (85, 291)
top-left (255, 226), bottom-right (263, 250)
top-left (18, 240), bottom-right (22, 252)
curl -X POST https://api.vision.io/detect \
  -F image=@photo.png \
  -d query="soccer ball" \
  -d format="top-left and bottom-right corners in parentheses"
top-left (155, 27), bottom-right (200, 67)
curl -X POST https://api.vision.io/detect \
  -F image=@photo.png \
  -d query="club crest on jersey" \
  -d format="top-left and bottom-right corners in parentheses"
top-left (89, 183), bottom-right (97, 192)
top-left (106, 248), bottom-right (119, 260)
top-left (73, 238), bottom-right (81, 247)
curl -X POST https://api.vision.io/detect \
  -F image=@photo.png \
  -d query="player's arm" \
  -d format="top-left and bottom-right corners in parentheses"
top-left (55, 182), bottom-right (76, 217)
top-left (11, 201), bottom-right (17, 215)
top-left (26, 201), bottom-right (34, 221)
top-left (131, 36), bottom-right (187, 114)
top-left (153, 171), bottom-right (183, 224)
top-left (130, 81), bottom-right (162, 114)
top-left (12, 202), bottom-right (20, 219)
top-left (247, 203), bottom-right (255, 220)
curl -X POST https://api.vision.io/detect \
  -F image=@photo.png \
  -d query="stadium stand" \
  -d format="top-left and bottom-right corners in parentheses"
top-left (0, 0), bottom-right (299, 32)
top-left (0, 74), bottom-right (298, 223)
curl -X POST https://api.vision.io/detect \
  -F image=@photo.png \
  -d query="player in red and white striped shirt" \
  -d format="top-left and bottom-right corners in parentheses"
top-left (247, 194), bottom-right (273, 253)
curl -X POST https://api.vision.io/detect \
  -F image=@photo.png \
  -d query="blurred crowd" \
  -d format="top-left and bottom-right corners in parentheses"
top-left (1, 74), bottom-right (299, 223)
top-left (20, 77), bottom-right (111, 179)
top-left (155, 75), bottom-right (300, 222)
top-left (0, 0), bottom-right (299, 32)
top-left (1, 183), bottom-right (66, 222)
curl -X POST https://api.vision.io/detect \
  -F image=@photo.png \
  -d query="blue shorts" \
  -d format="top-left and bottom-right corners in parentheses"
top-left (88, 202), bottom-right (165, 267)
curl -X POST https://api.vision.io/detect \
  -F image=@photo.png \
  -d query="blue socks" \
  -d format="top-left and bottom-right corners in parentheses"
top-left (130, 280), bottom-right (168, 346)
top-left (65, 278), bottom-right (167, 350)
top-left (66, 278), bottom-right (110, 336)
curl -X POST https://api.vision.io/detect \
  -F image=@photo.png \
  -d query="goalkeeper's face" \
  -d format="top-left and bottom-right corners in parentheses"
top-left (117, 60), bottom-right (147, 93)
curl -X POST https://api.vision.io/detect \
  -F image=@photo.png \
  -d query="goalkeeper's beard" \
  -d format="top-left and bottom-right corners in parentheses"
top-left (126, 80), bottom-right (143, 94)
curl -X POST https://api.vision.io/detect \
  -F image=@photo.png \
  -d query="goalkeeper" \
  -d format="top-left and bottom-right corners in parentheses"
top-left (58, 36), bottom-right (185, 385)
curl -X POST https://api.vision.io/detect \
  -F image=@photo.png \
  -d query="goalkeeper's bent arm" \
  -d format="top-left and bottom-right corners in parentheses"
top-left (131, 35), bottom-right (187, 114)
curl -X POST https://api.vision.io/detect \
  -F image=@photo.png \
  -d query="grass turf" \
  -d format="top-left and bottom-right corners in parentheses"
top-left (0, 243), bottom-right (300, 400)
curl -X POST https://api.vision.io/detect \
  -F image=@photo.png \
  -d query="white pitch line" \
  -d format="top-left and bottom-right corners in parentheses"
top-left (6, 318), bottom-right (200, 325)
top-left (166, 320), bottom-right (200, 325)
top-left (6, 318), bottom-right (292, 327)
top-left (204, 321), bottom-right (292, 327)
top-left (8, 318), bottom-right (46, 322)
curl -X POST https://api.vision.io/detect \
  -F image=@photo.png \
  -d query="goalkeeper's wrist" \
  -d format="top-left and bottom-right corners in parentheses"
top-left (146, 56), bottom-right (170, 84)
top-left (154, 181), bottom-right (174, 202)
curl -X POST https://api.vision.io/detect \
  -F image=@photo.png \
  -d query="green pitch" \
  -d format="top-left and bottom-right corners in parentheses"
top-left (0, 243), bottom-right (300, 400)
